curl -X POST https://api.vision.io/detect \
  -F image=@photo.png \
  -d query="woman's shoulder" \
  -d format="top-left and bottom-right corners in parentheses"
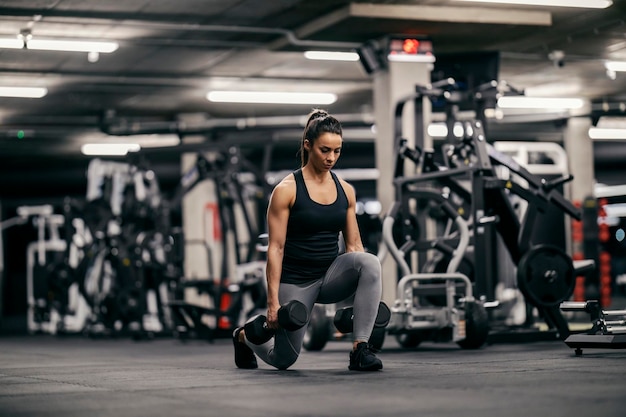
top-left (271, 172), bottom-right (297, 200)
top-left (277, 171), bottom-right (297, 188)
top-left (332, 171), bottom-right (356, 200)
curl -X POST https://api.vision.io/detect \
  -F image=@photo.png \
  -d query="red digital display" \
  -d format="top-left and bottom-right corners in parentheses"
top-left (402, 38), bottom-right (419, 55)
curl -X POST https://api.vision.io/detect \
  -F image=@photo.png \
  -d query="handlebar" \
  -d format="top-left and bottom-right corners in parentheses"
top-left (397, 138), bottom-right (423, 165)
top-left (541, 175), bottom-right (573, 193)
top-left (382, 190), bottom-right (471, 277)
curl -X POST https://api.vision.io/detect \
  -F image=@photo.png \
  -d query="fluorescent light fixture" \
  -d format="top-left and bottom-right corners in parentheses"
top-left (81, 143), bottom-right (141, 156)
top-left (497, 96), bottom-right (584, 110)
top-left (0, 38), bottom-right (23, 49)
top-left (0, 37), bottom-right (118, 53)
top-left (605, 61), bottom-right (626, 72)
top-left (128, 134), bottom-right (180, 148)
top-left (207, 91), bottom-right (337, 105)
top-left (304, 51), bottom-right (359, 61)
top-left (588, 128), bottom-right (626, 140)
top-left (27, 39), bottom-right (119, 53)
top-left (79, 134), bottom-right (179, 156)
top-left (387, 53), bottom-right (436, 63)
top-left (452, 0), bottom-right (612, 8)
top-left (0, 86), bottom-right (48, 98)
top-left (114, 134), bottom-right (180, 148)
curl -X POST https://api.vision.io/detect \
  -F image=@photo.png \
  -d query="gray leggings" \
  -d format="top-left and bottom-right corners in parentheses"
top-left (244, 251), bottom-right (382, 370)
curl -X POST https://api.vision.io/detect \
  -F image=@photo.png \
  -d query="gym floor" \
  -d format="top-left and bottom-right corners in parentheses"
top-left (1, 333), bottom-right (625, 417)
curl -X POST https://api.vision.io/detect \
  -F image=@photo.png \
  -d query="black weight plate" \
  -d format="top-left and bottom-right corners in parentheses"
top-left (517, 244), bottom-right (575, 308)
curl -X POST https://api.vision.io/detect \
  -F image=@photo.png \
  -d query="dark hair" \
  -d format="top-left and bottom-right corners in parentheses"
top-left (299, 109), bottom-right (342, 166)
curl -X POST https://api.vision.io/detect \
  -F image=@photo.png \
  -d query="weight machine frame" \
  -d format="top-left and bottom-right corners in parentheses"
top-left (166, 148), bottom-right (269, 341)
top-left (392, 81), bottom-right (594, 342)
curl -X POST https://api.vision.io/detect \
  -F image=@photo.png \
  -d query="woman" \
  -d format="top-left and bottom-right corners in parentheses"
top-left (233, 109), bottom-right (383, 371)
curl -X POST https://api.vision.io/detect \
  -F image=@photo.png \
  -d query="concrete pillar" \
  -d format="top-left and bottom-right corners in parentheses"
top-left (563, 117), bottom-right (595, 204)
top-left (562, 116), bottom-right (595, 258)
top-left (373, 61), bottom-right (433, 304)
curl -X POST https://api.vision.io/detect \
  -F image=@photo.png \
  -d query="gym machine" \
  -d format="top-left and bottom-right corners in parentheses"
top-left (4, 204), bottom-right (91, 335)
top-left (70, 157), bottom-right (179, 339)
top-left (382, 185), bottom-right (490, 349)
top-left (560, 300), bottom-right (626, 355)
top-left (166, 149), bottom-right (269, 341)
top-left (390, 79), bottom-right (594, 343)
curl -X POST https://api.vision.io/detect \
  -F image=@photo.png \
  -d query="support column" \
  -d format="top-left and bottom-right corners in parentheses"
top-left (563, 117), bottom-right (595, 204)
top-left (373, 61), bottom-right (433, 304)
top-left (563, 116), bottom-right (595, 262)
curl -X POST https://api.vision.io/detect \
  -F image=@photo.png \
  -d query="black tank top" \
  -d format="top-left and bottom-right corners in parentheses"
top-left (281, 168), bottom-right (349, 284)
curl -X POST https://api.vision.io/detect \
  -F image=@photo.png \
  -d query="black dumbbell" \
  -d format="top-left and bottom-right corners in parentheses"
top-left (333, 301), bottom-right (391, 334)
top-left (243, 300), bottom-right (309, 345)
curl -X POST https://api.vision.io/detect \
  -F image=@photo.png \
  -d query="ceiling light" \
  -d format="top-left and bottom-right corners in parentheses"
top-left (497, 96), bottom-right (584, 110)
top-left (387, 54), bottom-right (436, 63)
top-left (605, 61), bottom-right (626, 72)
top-left (79, 134), bottom-right (179, 156)
top-left (0, 38), bottom-right (23, 49)
top-left (452, 0), bottom-right (612, 8)
top-left (304, 51), bottom-right (360, 61)
top-left (588, 128), bottom-right (626, 140)
top-left (207, 91), bottom-right (337, 105)
top-left (27, 39), bottom-right (119, 53)
top-left (126, 134), bottom-right (181, 148)
top-left (81, 143), bottom-right (141, 156)
top-left (0, 86), bottom-right (48, 98)
top-left (0, 37), bottom-right (119, 53)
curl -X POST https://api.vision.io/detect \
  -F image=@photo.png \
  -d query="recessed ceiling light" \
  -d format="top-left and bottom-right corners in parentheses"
top-left (0, 38), bottom-right (23, 49)
top-left (452, 0), bottom-right (612, 8)
top-left (0, 37), bottom-right (119, 53)
top-left (588, 128), bottom-right (626, 140)
top-left (81, 143), bottom-right (141, 156)
top-left (605, 61), bottom-right (626, 72)
top-left (304, 51), bottom-right (360, 61)
top-left (0, 86), bottom-right (48, 98)
top-left (207, 91), bottom-right (337, 105)
top-left (27, 39), bottom-right (119, 53)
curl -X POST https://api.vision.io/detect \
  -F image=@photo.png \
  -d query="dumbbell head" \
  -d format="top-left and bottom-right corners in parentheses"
top-left (278, 300), bottom-right (309, 331)
top-left (243, 300), bottom-right (309, 345)
top-left (375, 301), bottom-right (391, 328)
top-left (244, 315), bottom-right (272, 345)
top-left (333, 307), bottom-right (354, 334)
top-left (333, 301), bottom-right (391, 334)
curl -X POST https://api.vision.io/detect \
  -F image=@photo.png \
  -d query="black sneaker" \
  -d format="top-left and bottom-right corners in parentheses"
top-left (348, 342), bottom-right (383, 371)
top-left (233, 327), bottom-right (258, 369)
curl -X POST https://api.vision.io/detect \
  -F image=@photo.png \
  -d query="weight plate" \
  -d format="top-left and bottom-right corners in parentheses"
top-left (457, 300), bottom-right (489, 350)
top-left (517, 244), bottom-right (575, 308)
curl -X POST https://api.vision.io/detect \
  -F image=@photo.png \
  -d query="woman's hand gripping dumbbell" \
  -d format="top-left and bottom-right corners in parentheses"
top-left (243, 300), bottom-right (309, 345)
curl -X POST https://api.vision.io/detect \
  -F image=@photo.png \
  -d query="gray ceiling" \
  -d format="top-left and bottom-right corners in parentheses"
top-left (1, 0), bottom-right (625, 198)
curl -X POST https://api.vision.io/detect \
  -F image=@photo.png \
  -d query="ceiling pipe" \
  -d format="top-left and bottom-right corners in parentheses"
top-left (0, 9), bottom-right (361, 50)
top-left (101, 113), bottom-right (375, 136)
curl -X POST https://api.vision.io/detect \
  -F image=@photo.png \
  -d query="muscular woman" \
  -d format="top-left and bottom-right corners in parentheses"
top-left (233, 109), bottom-right (383, 371)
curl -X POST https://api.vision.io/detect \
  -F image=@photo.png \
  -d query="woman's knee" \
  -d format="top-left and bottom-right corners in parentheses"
top-left (272, 351), bottom-right (299, 370)
top-left (355, 252), bottom-right (381, 276)
top-left (269, 328), bottom-right (304, 370)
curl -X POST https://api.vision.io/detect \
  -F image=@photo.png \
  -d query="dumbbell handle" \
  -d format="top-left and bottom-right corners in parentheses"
top-left (560, 301), bottom-right (589, 311)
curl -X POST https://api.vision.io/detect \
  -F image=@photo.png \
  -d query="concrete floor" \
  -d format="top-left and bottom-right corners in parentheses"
top-left (1, 334), bottom-right (625, 417)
